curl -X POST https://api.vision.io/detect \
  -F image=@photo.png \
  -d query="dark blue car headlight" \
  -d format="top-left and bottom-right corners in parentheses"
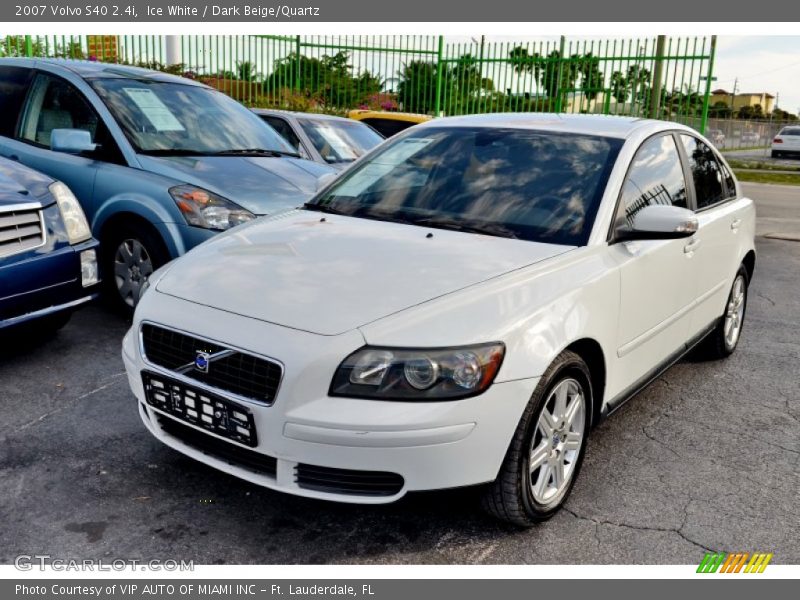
top-left (169, 185), bottom-right (255, 231)
top-left (50, 182), bottom-right (92, 245)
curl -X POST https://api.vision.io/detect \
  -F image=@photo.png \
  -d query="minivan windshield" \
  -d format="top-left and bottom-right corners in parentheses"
top-left (307, 126), bottom-right (623, 246)
top-left (91, 79), bottom-right (295, 156)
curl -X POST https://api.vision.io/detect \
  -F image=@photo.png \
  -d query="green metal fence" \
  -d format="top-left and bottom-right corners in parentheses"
top-left (1, 34), bottom-right (717, 133)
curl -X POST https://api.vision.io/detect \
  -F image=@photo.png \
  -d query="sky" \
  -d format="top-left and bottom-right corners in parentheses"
top-left (714, 36), bottom-right (800, 115)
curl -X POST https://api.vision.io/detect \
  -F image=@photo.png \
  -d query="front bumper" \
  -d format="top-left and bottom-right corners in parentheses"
top-left (123, 293), bottom-right (537, 504)
top-left (0, 239), bottom-right (100, 328)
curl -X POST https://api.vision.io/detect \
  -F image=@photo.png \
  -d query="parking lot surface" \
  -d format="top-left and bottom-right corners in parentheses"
top-left (724, 147), bottom-right (800, 168)
top-left (1, 182), bottom-right (798, 565)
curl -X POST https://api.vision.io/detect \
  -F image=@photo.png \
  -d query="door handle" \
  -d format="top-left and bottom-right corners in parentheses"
top-left (684, 238), bottom-right (702, 254)
top-left (731, 218), bottom-right (742, 231)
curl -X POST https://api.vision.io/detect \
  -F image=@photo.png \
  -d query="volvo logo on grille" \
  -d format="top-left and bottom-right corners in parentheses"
top-left (194, 351), bottom-right (211, 372)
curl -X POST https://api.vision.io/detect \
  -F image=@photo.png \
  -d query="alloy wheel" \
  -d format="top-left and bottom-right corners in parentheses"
top-left (724, 274), bottom-right (746, 349)
top-left (528, 377), bottom-right (586, 505)
top-left (114, 238), bottom-right (153, 308)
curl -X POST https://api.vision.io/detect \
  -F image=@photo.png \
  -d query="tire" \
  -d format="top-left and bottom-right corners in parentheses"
top-left (771, 150), bottom-right (781, 158)
top-left (696, 264), bottom-right (749, 360)
top-left (482, 350), bottom-right (592, 526)
top-left (102, 222), bottom-right (169, 314)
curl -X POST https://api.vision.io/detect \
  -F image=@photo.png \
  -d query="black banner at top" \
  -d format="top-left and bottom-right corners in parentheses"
top-left (4, 0), bottom-right (800, 22)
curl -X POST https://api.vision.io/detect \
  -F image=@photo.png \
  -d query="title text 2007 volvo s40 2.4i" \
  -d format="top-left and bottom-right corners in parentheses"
top-left (122, 114), bottom-right (755, 525)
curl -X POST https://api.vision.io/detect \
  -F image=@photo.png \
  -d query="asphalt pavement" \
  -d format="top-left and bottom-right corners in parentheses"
top-left (1, 182), bottom-right (798, 565)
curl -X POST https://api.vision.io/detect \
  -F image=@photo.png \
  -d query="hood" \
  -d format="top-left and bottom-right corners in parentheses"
top-left (136, 155), bottom-right (336, 216)
top-left (156, 211), bottom-right (574, 336)
top-left (0, 157), bottom-right (54, 205)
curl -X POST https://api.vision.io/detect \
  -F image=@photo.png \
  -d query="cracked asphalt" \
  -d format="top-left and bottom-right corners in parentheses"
top-left (1, 183), bottom-right (798, 565)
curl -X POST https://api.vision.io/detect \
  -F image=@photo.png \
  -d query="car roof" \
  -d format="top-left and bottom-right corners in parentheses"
top-left (0, 57), bottom-right (208, 87)
top-left (414, 113), bottom-right (684, 139)
top-left (347, 110), bottom-right (432, 123)
top-left (251, 109), bottom-right (353, 122)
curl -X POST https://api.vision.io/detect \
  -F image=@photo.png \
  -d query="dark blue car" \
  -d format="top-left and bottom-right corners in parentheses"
top-left (0, 156), bottom-right (99, 332)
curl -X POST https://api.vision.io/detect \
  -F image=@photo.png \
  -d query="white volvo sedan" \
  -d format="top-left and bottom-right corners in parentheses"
top-left (122, 114), bottom-right (755, 525)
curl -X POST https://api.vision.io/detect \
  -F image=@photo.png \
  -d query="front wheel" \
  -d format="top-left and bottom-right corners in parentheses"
top-left (482, 350), bottom-right (591, 526)
top-left (102, 223), bottom-right (168, 313)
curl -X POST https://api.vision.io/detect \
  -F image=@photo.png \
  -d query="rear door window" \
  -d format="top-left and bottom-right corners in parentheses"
top-left (679, 134), bottom-right (732, 209)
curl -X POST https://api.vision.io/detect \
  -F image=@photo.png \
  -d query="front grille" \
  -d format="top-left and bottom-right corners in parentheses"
top-left (156, 414), bottom-right (277, 477)
top-left (141, 324), bottom-right (282, 405)
top-left (296, 464), bottom-right (404, 497)
top-left (0, 208), bottom-right (44, 258)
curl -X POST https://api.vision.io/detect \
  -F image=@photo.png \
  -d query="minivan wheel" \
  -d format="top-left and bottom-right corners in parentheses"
top-left (697, 264), bottom-right (749, 359)
top-left (103, 224), bottom-right (168, 313)
top-left (482, 350), bottom-right (591, 526)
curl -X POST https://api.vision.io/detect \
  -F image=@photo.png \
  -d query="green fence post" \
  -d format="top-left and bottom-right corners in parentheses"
top-left (649, 35), bottom-right (666, 119)
top-left (24, 35), bottom-right (33, 57)
top-left (294, 35), bottom-right (301, 92)
top-left (699, 35), bottom-right (717, 135)
top-left (434, 35), bottom-right (444, 116)
top-left (554, 35), bottom-right (566, 113)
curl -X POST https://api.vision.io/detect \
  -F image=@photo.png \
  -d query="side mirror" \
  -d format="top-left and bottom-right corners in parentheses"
top-left (615, 204), bottom-right (698, 242)
top-left (50, 129), bottom-right (97, 154)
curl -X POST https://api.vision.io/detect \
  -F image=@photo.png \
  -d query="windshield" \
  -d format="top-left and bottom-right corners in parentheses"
top-left (298, 118), bottom-right (384, 163)
top-left (307, 126), bottom-right (622, 245)
top-left (91, 79), bottom-right (294, 155)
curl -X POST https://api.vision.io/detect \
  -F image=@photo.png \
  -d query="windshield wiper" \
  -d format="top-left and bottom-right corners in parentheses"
top-left (413, 216), bottom-right (519, 239)
top-left (213, 148), bottom-right (302, 158)
top-left (303, 203), bottom-right (348, 215)
top-left (138, 148), bottom-right (214, 156)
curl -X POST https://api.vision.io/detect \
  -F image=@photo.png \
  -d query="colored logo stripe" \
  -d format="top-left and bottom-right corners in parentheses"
top-left (697, 552), bottom-right (772, 573)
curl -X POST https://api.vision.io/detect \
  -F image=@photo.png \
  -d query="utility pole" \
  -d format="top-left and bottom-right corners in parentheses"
top-left (729, 77), bottom-right (738, 116)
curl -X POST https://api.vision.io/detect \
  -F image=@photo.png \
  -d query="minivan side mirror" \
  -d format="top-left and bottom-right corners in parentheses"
top-left (50, 129), bottom-right (98, 154)
top-left (615, 204), bottom-right (698, 242)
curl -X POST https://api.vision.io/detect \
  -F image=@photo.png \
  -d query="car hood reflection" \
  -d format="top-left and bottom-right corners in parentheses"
top-left (155, 210), bottom-right (574, 335)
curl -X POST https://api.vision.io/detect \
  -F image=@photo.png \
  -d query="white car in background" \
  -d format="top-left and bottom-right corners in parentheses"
top-left (772, 126), bottom-right (800, 158)
top-left (123, 114), bottom-right (756, 525)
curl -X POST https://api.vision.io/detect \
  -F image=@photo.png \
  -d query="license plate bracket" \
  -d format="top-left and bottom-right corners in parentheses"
top-left (142, 371), bottom-right (258, 447)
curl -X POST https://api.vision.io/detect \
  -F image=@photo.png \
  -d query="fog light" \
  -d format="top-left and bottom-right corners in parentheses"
top-left (80, 249), bottom-right (99, 287)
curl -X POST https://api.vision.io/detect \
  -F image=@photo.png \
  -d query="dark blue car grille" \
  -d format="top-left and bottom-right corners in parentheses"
top-left (0, 208), bottom-right (43, 258)
top-left (141, 324), bottom-right (282, 405)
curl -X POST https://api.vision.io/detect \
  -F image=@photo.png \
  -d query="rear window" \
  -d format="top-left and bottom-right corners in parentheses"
top-left (779, 128), bottom-right (800, 136)
top-left (310, 126), bottom-right (624, 246)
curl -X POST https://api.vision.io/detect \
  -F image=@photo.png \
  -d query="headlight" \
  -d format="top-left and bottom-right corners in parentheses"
top-left (50, 181), bottom-right (91, 244)
top-left (330, 344), bottom-right (505, 401)
top-left (169, 185), bottom-right (255, 231)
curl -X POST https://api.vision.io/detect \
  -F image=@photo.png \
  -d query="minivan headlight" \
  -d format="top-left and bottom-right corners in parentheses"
top-left (330, 344), bottom-right (505, 401)
top-left (169, 185), bottom-right (255, 231)
top-left (50, 181), bottom-right (91, 245)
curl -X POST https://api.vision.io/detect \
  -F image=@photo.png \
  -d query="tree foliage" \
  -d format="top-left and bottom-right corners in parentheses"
top-left (264, 51), bottom-right (382, 108)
